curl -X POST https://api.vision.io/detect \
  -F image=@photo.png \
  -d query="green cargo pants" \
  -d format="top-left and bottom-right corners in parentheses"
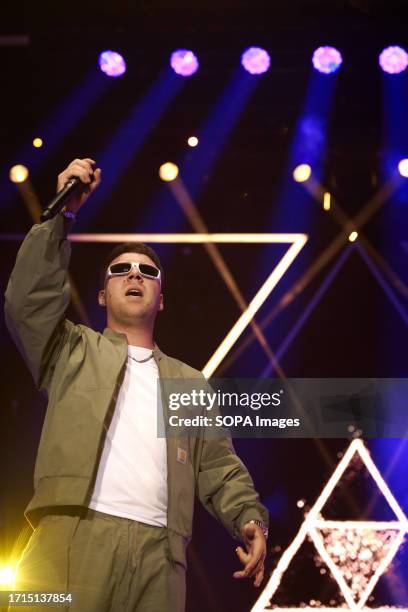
top-left (12, 509), bottom-right (186, 612)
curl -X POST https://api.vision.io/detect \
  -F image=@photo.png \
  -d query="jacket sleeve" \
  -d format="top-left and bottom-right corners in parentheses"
top-left (196, 414), bottom-right (269, 541)
top-left (4, 214), bottom-right (75, 391)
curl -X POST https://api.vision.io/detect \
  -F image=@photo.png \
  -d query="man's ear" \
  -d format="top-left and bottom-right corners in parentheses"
top-left (159, 293), bottom-right (164, 312)
top-left (98, 289), bottom-right (106, 307)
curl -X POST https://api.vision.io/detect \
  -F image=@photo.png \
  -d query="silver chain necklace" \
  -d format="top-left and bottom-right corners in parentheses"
top-left (128, 351), bottom-right (154, 364)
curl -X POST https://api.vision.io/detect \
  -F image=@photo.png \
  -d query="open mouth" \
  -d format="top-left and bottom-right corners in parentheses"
top-left (125, 288), bottom-right (143, 297)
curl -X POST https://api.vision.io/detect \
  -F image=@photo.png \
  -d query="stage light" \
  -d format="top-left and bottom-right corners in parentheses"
top-left (98, 50), bottom-right (126, 78)
top-left (170, 49), bottom-right (199, 77)
top-left (159, 162), bottom-right (179, 182)
top-left (241, 47), bottom-right (271, 75)
top-left (9, 164), bottom-right (29, 183)
top-left (252, 439), bottom-right (408, 612)
top-left (349, 231), bottom-right (358, 242)
top-left (379, 46), bottom-right (408, 74)
top-left (397, 158), bottom-right (408, 177)
top-left (187, 136), bottom-right (199, 147)
top-left (323, 191), bottom-right (331, 211)
top-left (0, 565), bottom-right (16, 587)
top-left (58, 231), bottom-right (307, 377)
top-left (312, 46), bottom-right (343, 74)
top-left (32, 137), bottom-right (43, 148)
top-left (293, 164), bottom-right (312, 182)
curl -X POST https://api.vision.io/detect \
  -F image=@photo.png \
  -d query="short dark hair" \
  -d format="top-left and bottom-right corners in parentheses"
top-left (100, 242), bottom-right (164, 289)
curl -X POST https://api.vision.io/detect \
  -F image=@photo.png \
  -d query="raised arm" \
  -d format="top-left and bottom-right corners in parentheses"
top-left (4, 158), bottom-right (101, 390)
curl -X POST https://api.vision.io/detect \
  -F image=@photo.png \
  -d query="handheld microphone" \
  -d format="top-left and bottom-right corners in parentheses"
top-left (40, 177), bottom-right (84, 223)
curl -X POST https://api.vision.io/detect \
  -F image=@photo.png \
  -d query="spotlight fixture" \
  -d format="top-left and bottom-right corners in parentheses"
top-left (293, 164), bottom-right (312, 183)
top-left (32, 137), bottom-right (43, 148)
top-left (379, 46), bottom-right (408, 74)
top-left (187, 136), bottom-right (199, 147)
top-left (241, 47), bottom-right (271, 75)
top-left (159, 162), bottom-right (179, 182)
top-left (9, 165), bottom-right (29, 183)
top-left (98, 50), bottom-right (126, 77)
top-left (0, 565), bottom-right (16, 587)
top-left (398, 158), bottom-right (408, 177)
top-left (312, 46), bottom-right (343, 74)
top-left (170, 50), bottom-right (199, 77)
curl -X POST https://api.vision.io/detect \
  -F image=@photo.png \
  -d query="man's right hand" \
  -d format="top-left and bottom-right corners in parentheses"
top-left (57, 158), bottom-right (102, 215)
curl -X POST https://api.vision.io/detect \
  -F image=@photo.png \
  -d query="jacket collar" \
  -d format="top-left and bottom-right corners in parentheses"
top-left (102, 327), bottom-right (165, 361)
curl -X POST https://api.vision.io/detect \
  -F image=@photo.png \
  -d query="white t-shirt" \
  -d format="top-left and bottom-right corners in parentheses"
top-left (89, 345), bottom-right (168, 527)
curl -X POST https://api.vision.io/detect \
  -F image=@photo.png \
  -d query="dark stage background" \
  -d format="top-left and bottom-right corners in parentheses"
top-left (1, 1), bottom-right (408, 610)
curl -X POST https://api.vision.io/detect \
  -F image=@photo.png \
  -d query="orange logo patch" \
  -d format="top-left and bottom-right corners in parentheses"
top-left (177, 447), bottom-right (187, 464)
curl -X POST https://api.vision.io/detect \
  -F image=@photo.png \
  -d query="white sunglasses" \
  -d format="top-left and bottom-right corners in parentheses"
top-left (107, 261), bottom-right (161, 282)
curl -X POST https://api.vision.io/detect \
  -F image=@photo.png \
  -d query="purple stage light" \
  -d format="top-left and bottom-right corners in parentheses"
top-left (241, 47), bottom-right (271, 75)
top-left (98, 50), bottom-right (126, 77)
top-left (312, 46), bottom-right (342, 74)
top-left (170, 49), bottom-right (199, 77)
top-left (379, 46), bottom-right (408, 74)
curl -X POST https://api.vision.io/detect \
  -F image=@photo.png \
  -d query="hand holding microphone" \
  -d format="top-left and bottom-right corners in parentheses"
top-left (40, 158), bottom-right (102, 222)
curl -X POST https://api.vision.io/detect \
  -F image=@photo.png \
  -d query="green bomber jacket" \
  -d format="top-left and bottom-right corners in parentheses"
top-left (4, 213), bottom-right (268, 567)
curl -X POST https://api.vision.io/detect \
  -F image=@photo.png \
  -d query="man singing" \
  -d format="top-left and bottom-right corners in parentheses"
top-left (5, 158), bottom-right (269, 611)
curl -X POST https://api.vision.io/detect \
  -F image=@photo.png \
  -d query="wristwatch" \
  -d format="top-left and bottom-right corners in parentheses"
top-left (247, 519), bottom-right (269, 540)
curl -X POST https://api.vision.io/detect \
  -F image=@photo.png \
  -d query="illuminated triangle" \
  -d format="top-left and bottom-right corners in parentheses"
top-left (314, 524), bottom-right (403, 607)
top-left (65, 231), bottom-right (308, 377)
top-left (252, 439), bottom-right (408, 611)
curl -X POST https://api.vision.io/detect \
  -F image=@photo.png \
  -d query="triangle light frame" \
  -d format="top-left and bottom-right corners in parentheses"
top-left (67, 231), bottom-right (308, 377)
top-left (252, 439), bottom-right (408, 612)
